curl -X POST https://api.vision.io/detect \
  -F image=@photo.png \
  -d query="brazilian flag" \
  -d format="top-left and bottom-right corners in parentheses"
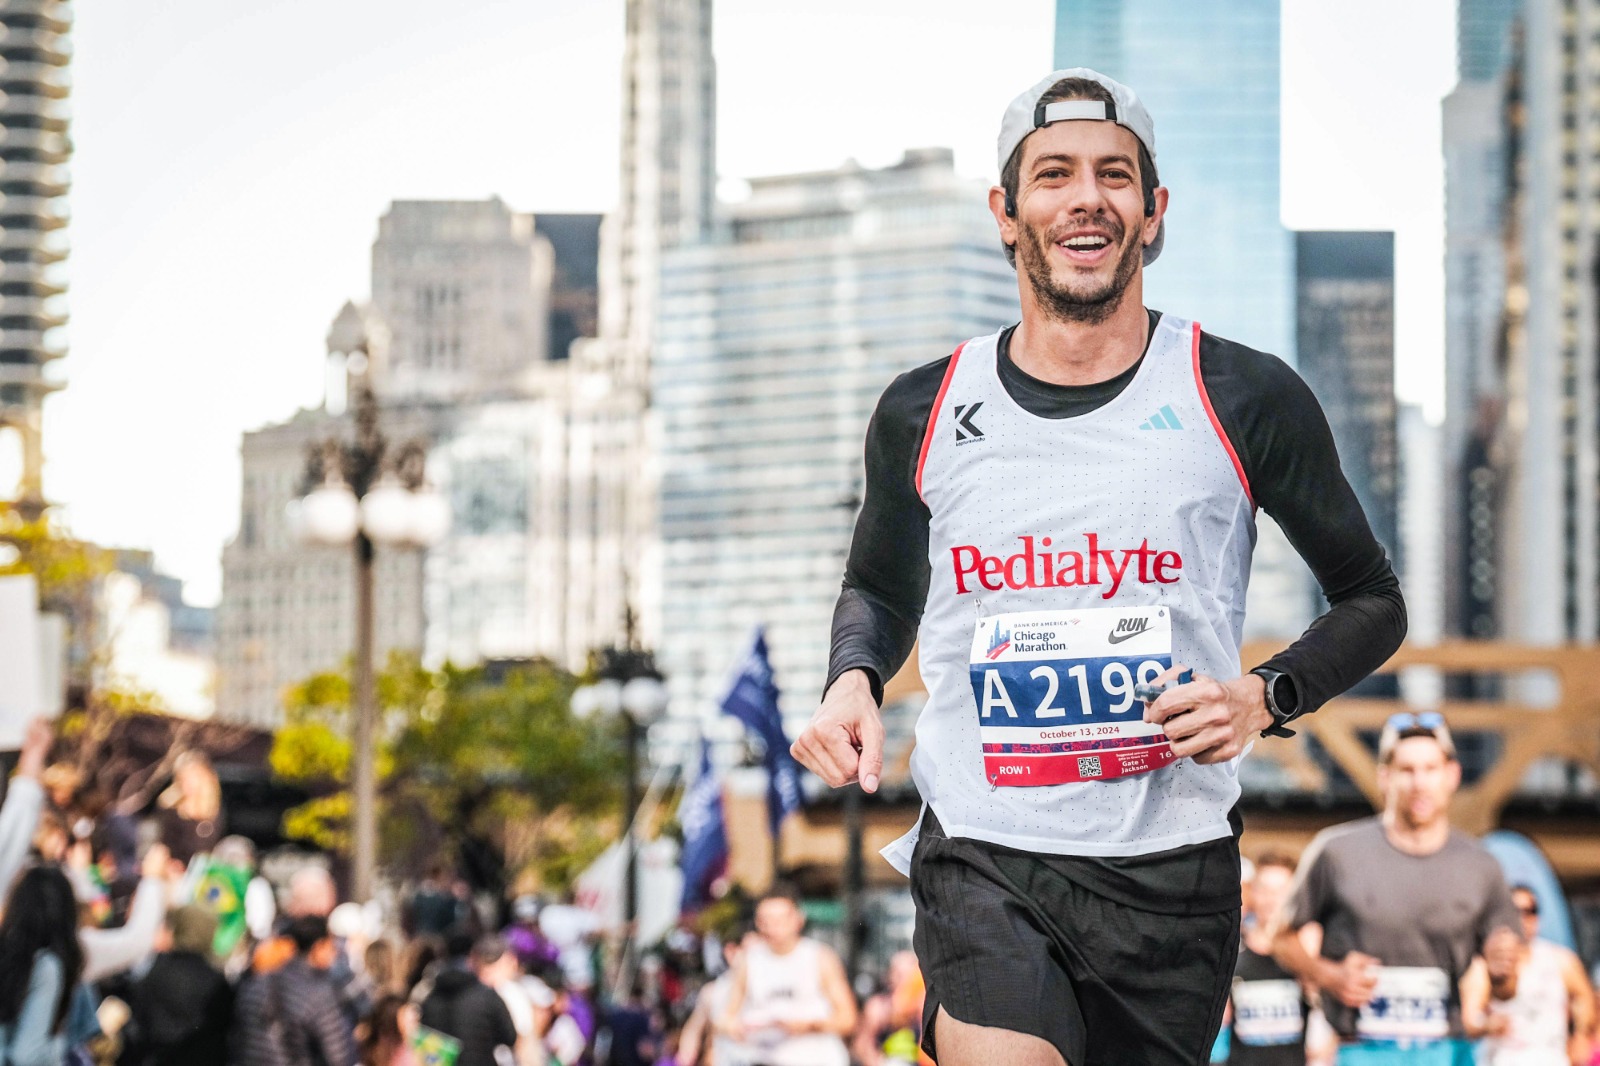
top-left (195, 861), bottom-right (251, 957)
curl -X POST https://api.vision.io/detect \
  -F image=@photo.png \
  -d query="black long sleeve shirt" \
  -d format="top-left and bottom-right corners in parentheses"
top-left (826, 312), bottom-right (1407, 911)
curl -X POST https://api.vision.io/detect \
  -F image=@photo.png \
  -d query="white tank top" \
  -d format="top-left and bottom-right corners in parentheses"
top-left (739, 938), bottom-right (849, 1066)
top-left (884, 317), bottom-right (1254, 869)
top-left (1485, 940), bottom-right (1571, 1065)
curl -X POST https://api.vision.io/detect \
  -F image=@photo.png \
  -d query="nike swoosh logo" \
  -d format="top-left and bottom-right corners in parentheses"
top-left (1107, 628), bottom-right (1148, 644)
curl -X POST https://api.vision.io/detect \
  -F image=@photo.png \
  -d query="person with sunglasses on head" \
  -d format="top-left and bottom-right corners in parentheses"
top-left (1270, 714), bottom-right (1522, 1066)
top-left (1461, 884), bottom-right (1596, 1066)
top-left (792, 66), bottom-right (1406, 1066)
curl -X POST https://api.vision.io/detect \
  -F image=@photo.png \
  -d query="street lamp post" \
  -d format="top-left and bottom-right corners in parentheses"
top-left (570, 641), bottom-right (669, 934)
top-left (289, 350), bottom-right (449, 903)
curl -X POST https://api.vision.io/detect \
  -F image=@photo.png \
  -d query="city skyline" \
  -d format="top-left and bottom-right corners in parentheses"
top-left (43, 0), bottom-right (1452, 605)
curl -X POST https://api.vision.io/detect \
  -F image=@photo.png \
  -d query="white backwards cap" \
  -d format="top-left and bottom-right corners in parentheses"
top-left (997, 68), bottom-right (1164, 265)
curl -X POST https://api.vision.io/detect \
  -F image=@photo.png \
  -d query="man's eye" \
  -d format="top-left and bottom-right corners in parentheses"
top-left (1103, 170), bottom-right (1131, 180)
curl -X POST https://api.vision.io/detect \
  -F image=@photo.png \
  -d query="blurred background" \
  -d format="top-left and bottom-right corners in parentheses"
top-left (0, 0), bottom-right (1597, 1017)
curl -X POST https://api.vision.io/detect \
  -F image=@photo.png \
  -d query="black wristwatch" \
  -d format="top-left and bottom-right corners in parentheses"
top-left (1249, 667), bottom-right (1299, 738)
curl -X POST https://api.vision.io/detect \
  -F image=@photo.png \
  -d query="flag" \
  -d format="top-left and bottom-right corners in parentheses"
top-left (678, 737), bottom-right (728, 913)
top-left (195, 859), bottom-right (252, 957)
top-left (719, 628), bottom-right (804, 835)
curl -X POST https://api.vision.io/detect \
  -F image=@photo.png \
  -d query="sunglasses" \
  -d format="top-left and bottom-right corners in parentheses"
top-left (1385, 711), bottom-right (1446, 733)
top-left (1516, 904), bottom-right (1539, 917)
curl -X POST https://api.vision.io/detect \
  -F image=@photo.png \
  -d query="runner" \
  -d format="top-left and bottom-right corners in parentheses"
top-left (1270, 713), bottom-right (1521, 1066)
top-left (718, 886), bottom-right (855, 1066)
top-left (1462, 883), bottom-right (1596, 1065)
top-left (1226, 851), bottom-right (1336, 1066)
top-left (792, 68), bottom-right (1405, 1066)
top-left (677, 928), bottom-right (754, 1066)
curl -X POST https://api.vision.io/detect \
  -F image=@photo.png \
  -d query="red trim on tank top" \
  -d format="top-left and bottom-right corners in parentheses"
top-left (916, 341), bottom-right (967, 501)
top-left (1190, 322), bottom-right (1255, 509)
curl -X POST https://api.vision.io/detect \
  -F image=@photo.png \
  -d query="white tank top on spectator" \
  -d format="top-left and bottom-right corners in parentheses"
top-left (740, 938), bottom-right (848, 1066)
top-left (1484, 940), bottom-right (1571, 1065)
top-left (885, 317), bottom-right (1253, 871)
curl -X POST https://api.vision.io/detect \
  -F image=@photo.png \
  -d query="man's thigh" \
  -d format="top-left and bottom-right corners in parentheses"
top-left (911, 818), bottom-right (1236, 1066)
top-left (932, 1006), bottom-right (1068, 1066)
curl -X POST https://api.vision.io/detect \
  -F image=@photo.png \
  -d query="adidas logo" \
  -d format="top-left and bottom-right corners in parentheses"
top-left (1138, 405), bottom-right (1184, 431)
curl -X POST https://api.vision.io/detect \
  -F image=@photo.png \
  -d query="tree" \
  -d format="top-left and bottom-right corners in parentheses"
top-left (270, 653), bottom-right (628, 892)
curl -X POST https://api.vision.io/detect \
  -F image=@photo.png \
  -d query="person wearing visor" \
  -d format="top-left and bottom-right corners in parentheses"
top-left (1271, 713), bottom-right (1522, 1066)
top-left (1462, 882), bottom-right (1596, 1065)
top-left (793, 68), bottom-right (1404, 1066)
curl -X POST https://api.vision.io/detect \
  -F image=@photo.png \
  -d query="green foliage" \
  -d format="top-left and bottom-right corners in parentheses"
top-left (270, 653), bottom-right (627, 891)
top-left (0, 504), bottom-right (111, 611)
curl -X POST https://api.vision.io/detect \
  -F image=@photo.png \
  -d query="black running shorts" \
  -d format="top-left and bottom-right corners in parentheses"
top-left (910, 812), bottom-right (1239, 1066)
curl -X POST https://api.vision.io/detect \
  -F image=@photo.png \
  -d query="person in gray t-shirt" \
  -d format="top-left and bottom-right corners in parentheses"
top-left (1270, 713), bottom-right (1521, 1065)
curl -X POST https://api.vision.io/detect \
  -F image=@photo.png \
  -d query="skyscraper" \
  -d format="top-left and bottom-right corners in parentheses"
top-left (1492, 0), bottom-right (1600, 642)
top-left (1054, 0), bottom-right (1291, 360)
top-left (218, 200), bottom-right (590, 725)
top-left (569, 0), bottom-right (718, 655)
top-left (655, 149), bottom-right (1019, 726)
top-left (368, 200), bottom-right (554, 403)
top-left (1054, 0), bottom-right (1309, 638)
top-left (1441, 1), bottom-right (1520, 639)
top-left (1295, 232), bottom-right (1398, 563)
top-left (0, 0), bottom-right (71, 511)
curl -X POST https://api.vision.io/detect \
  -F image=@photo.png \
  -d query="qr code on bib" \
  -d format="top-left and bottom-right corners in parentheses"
top-left (1077, 756), bottom-right (1103, 778)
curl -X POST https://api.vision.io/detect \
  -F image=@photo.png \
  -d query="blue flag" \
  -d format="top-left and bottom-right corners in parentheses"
top-left (678, 738), bottom-right (728, 913)
top-left (719, 628), bottom-right (804, 835)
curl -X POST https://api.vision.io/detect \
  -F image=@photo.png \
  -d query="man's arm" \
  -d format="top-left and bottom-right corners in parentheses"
top-left (1560, 947), bottom-right (1596, 1062)
top-left (804, 945), bottom-right (859, 1038)
top-left (1201, 336), bottom-right (1407, 718)
top-left (800, 362), bottom-right (944, 792)
top-left (824, 363), bottom-right (943, 703)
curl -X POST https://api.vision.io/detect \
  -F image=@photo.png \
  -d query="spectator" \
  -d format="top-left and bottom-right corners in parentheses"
top-left (285, 866), bottom-right (337, 920)
top-left (358, 995), bottom-right (418, 1066)
top-left (81, 843), bottom-right (172, 984)
top-left (232, 915), bottom-right (358, 1066)
top-left (0, 865), bottom-right (86, 1066)
top-left (121, 905), bottom-right (233, 1066)
top-left (1463, 883), bottom-right (1597, 1065)
top-left (153, 751), bottom-right (223, 869)
top-left (364, 940), bottom-right (403, 1000)
top-left (418, 934), bottom-right (518, 1066)
top-left (503, 896), bottom-right (559, 975)
top-left (404, 865), bottom-right (462, 939)
top-left (196, 835), bottom-right (273, 962)
top-left (0, 720), bottom-right (55, 893)
top-left (400, 936), bottom-right (446, 1003)
top-left (677, 932), bottom-right (750, 1066)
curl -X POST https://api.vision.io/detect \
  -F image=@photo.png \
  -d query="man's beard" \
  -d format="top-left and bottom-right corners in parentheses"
top-left (1017, 214), bottom-right (1142, 325)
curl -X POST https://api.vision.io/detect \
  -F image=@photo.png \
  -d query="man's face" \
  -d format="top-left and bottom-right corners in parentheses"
top-left (1247, 864), bottom-right (1294, 926)
top-left (754, 898), bottom-right (805, 948)
top-left (1379, 736), bottom-right (1460, 829)
top-left (995, 117), bottom-right (1162, 325)
top-left (1513, 888), bottom-right (1540, 941)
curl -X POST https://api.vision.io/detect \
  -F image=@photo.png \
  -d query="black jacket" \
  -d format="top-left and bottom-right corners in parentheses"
top-left (121, 951), bottom-right (232, 1066)
top-left (231, 957), bottom-right (358, 1066)
top-left (418, 966), bottom-right (517, 1066)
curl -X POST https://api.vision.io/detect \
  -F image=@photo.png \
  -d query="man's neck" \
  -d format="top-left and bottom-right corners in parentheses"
top-left (1381, 810), bottom-right (1452, 855)
top-left (1010, 278), bottom-right (1150, 386)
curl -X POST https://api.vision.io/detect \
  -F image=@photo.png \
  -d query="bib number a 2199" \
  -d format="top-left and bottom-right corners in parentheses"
top-left (969, 606), bottom-right (1178, 786)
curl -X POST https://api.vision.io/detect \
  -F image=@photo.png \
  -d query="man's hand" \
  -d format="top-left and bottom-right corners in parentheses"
top-left (1143, 666), bottom-right (1271, 764)
top-left (792, 670), bottom-right (885, 793)
top-left (16, 717), bottom-right (52, 781)
top-left (1317, 951), bottom-right (1381, 1009)
top-left (1484, 927), bottom-right (1521, 1000)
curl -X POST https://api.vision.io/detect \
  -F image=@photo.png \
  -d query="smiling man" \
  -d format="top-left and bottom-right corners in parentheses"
top-left (790, 70), bottom-right (1406, 1066)
top-left (1272, 715), bottom-right (1522, 1066)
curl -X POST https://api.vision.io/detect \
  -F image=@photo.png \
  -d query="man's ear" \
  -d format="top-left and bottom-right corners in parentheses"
top-left (989, 185), bottom-right (1017, 250)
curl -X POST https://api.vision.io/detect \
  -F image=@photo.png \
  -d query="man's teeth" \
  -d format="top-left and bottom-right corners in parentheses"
top-left (1060, 236), bottom-right (1109, 248)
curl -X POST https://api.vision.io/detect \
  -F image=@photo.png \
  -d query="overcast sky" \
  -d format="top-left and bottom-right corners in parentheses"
top-left (39, 0), bottom-right (1456, 605)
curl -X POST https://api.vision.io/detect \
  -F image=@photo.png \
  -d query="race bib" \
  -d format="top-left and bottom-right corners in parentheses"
top-left (968, 606), bottom-right (1178, 786)
top-left (1232, 979), bottom-right (1304, 1046)
top-left (1355, 966), bottom-right (1450, 1043)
